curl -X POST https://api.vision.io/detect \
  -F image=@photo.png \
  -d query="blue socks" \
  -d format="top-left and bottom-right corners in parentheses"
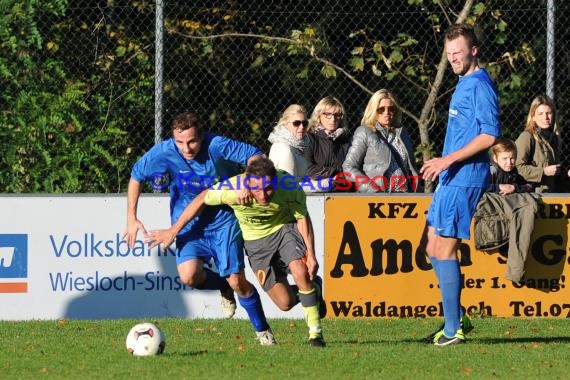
top-left (429, 256), bottom-right (440, 282)
top-left (431, 256), bottom-right (464, 319)
top-left (238, 287), bottom-right (269, 332)
top-left (437, 259), bottom-right (462, 337)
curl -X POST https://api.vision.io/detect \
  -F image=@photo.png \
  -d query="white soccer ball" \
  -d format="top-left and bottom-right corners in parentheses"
top-left (126, 322), bottom-right (166, 356)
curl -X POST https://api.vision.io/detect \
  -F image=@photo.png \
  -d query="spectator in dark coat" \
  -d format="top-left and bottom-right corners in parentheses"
top-left (305, 96), bottom-right (352, 192)
top-left (489, 138), bottom-right (534, 194)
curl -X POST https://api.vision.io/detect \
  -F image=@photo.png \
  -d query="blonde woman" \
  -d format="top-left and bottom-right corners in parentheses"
top-left (268, 104), bottom-right (310, 181)
top-left (342, 89), bottom-right (420, 192)
top-left (515, 95), bottom-right (569, 192)
top-left (305, 96), bottom-right (352, 192)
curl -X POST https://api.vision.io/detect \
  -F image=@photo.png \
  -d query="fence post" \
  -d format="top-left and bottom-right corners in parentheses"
top-left (154, 0), bottom-right (164, 145)
top-left (546, 0), bottom-right (556, 101)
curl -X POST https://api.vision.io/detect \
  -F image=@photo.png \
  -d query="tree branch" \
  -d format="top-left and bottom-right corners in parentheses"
top-left (174, 30), bottom-right (374, 95)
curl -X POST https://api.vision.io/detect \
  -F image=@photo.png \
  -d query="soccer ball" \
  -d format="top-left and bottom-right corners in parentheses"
top-left (125, 322), bottom-right (166, 356)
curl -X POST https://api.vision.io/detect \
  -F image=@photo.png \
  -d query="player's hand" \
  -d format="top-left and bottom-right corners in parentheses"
top-left (145, 229), bottom-right (176, 250)
top-left (122, 219), bottom-right (148, 248)
top-left (304, 255), bottom-right (319, 281)
top-left (420, 156), bottom-right (449, 182)
top-left (235, 187), bottom-right (253, 205)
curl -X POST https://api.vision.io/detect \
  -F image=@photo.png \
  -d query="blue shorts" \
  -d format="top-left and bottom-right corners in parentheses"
top-left (175, 218), bottom-right (245, 277)
top-left (426, 184), bottom-right (484, 240)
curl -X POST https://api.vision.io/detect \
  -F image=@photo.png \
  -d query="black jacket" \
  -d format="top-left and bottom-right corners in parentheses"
top-left (306, 128), bottom-right (352, 181)
top-left (488, 164), bottom-right (534, 193)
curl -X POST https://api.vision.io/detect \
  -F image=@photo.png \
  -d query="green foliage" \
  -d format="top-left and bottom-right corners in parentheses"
top-left (0, 0), bottom-right (153, 193)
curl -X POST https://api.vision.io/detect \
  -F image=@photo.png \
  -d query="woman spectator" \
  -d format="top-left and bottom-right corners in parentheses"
top-left (515, 95), bottom-right (570, 192)
top-left (342, 89), bottom-right (420, 193)
top-left (305, 96), bottom-right (352, 192)
top-left (268, 104), bottom-right (309, 181)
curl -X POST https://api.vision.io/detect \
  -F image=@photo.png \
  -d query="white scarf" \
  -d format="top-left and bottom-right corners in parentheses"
top-left (268, 124), bottom-right (309, 152)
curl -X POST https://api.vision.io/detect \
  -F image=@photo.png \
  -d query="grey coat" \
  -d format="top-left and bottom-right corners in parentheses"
top-left (342, 124), bottom-right (419, 192)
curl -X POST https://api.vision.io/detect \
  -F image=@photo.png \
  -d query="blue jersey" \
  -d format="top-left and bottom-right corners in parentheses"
top-left (131, 132), bottom-right (263, 234)
top-left (440, 69), bottom-right (500, 187)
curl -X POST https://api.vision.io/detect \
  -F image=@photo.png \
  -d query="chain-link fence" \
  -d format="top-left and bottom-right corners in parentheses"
top-left (2, 0), bottom-right (569, 193)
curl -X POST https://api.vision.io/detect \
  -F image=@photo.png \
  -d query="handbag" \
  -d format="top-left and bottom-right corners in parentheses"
top-left (375, 130), bottom-right (418, 192)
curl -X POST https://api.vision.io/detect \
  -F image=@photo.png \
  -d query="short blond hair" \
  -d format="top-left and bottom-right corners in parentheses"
top-left (307, 96), bottom-right (345, 132)
top-left (490, 138), bottom-right (517, 159)
top-left (275, 104), bottom-right (306, 128)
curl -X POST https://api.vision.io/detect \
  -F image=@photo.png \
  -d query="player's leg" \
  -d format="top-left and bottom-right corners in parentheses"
top-left (176, 233), bottom-right (235, 318)
top-left (264, 277), bottom-right (299, 311)
top-left (430, 234), bottom-right (462, 345)
top-left (428, 185), bottom-right (483, 346)
top-left (276, 224), bottom-right (325, 347)
top-left (224, 270), bottom-right (275, 345)
top-left (287, 257), bottom-right (325, 347)
top-left (244, 229), bottom-right (299, 311)
top-left (425, 186), bottom-right (462, 345)
top-left (422, 223), bottom-right (470, 343)
top-left (211, 221), bottom-right (274, 344)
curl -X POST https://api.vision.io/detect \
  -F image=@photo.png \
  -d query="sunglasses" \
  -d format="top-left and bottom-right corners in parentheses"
top-left (292, 120), bottom-right (309, 128)
top-left (377, 106), bottom-right (396, 114)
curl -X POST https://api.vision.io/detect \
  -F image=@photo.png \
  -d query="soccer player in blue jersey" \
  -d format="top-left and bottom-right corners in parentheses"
top-left (123, 112), bottom-right (275, 345)
top-left (420, 23), bottom-right (500, 346)
top-left (146, 158), bottom-right (327, 347)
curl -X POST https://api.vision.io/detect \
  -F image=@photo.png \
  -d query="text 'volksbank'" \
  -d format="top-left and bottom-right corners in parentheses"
top-left (49, 233), bottom-right (175, 257)
top-left (48, 233), bottom-right (183, 292)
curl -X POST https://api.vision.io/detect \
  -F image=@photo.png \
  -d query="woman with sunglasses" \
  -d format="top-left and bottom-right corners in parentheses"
top-left (268, 104), bottom-right (310, 181)
top-left (305, 96), bottom-right (352, 192)
top-left (342, 89), bottom-right (420, 193)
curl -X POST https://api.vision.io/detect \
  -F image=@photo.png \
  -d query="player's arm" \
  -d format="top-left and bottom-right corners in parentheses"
top-left (421, 133), bottom-right (497, 182)
top-left (122, 178), bottom-right (148, 248)
top-left (123, 143), bottom-right (169, 248)
top-left (296, 214), bottom-right (318, 281)
top-left (145, 190), bottom-right (209, 250)
top-left (145, 187), bottom-right (236, 250)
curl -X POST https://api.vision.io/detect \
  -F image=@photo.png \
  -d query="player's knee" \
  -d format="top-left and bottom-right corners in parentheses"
top-left (178, 269), bottom-right (204, 287)
top-left (275, 299), bottom-right (295, 311)
top-left (226, 273), bottom-right (251, 295)
top-left (268, 287), bottom-right (296, 311)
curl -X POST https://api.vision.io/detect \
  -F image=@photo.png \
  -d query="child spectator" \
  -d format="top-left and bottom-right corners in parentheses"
top-left (489, 138), bottom-right (534, 194)
top-left (474, 138), bottom-right (538, 284)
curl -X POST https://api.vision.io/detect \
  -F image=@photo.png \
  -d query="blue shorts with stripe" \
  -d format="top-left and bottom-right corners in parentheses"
top-left (426, 184), bottom-right (485, 240)
top-left (175, 218), bottom-right (245, 277)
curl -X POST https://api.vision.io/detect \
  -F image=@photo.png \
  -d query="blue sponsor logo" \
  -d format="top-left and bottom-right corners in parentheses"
top-left (0, 234), bottom-right (28, 278)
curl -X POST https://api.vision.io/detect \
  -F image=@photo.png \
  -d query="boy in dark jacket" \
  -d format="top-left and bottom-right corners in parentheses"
top-left (475, 137), bottom-right (537, 284)
top-left (489, 138), bottom-right (534, 194)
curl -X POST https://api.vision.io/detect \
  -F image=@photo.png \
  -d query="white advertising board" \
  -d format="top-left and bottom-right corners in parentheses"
top-left (0, 195), bottom-right (325, 320)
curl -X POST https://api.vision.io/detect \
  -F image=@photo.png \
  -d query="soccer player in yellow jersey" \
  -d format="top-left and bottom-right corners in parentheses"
top-left (147, 157), bottom-right (326, 347)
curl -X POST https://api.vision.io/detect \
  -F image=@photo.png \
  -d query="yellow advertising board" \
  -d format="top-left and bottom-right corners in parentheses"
top-left (324, 195), bottom-right (569, 318)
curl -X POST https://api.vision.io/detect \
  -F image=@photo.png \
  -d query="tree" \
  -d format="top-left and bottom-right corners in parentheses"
top-left (0, 0), bottom-right (153, 192)
top-left (171, 0), bottom-right (537, 191)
